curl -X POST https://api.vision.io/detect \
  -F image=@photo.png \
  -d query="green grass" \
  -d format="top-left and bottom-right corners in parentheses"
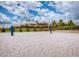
top-left (0, 26), bottom-right (79, 32)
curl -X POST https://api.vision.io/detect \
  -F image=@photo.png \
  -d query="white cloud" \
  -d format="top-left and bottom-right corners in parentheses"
top-left (0, 13), bottom-right (10, 22)
top-left (36, 8), bottom-right (49, 16)
top-left (12, 16), bottom-right (18, 20)
top-left (54, 1), bottom-right (79, 20)
top-left (0, 1), bottom-right (79, 25)
top-left (20, 1), bottom-right (42, 10)
top-left (0, 1), bottom-right (40, 25)
top-left (47, 1), bottom-right (79, 24)
top-left (0, 13), bottom-right (11, 28)
top-left (0, 1), bottom-right (42, 19)
top-left (0, 13), bottom-right (22, 27)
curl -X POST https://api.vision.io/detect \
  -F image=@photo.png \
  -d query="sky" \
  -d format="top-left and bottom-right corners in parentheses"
top-left (0, 1), bottom-right (79, 28)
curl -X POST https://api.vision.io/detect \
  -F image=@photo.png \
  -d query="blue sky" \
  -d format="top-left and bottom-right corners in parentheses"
top-left (0, 1), bottom-right (62, 17)
top-left (0, 1), bottom-right (79, 27)
top-left (0, 6), bottom-right (15, 17)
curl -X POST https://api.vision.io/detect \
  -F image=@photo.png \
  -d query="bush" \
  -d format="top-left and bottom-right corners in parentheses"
top-left (6, 29), bottom-right (10, 32)
top-left (34, 29), bottom-right (36, 31)
top-left (2, 28), bottom-right (5, 32)
top-left (19, 29), bottom-right (22, 32)
top-left (27, 29), bottom-right (29, 32)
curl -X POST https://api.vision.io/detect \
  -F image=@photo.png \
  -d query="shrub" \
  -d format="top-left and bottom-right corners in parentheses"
top-left (2, 28), bottom-right (5, 32)
top-left (19, 29), bottom-right (22, 32)
top-left (27, 29), bottom-right (29, 32)
top-left (34, 29), bottom-right (36, 31)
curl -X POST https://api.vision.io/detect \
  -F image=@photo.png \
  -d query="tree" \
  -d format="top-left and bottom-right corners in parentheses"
top-left (59, 19), bottom-right (65, 27)
top-left (58, 18), bottom-right (65, 30)
top-left (52, 20), bottom-right (57, 30)
top-left (2, 28), bottom-right (5, 32)
top-left (67, 20), bottom-right (75, 26)
top-left (67, 20), bottom-right (76, 30)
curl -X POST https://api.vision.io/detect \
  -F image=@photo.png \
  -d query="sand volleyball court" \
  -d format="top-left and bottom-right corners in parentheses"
top-left (0, 31), bottom-right (79, 57)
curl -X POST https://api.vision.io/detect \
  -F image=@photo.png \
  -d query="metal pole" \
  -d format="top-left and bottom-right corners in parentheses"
top-left (49, 19), bottom-right (52, 34)
top-left (2, 19), bottom-right (5, 32)
top-left (10, 19), bottom-right (14, 36)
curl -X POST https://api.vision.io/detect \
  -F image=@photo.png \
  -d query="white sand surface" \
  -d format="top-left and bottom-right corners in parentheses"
top-left (0, 31), bottom-right (79, 57)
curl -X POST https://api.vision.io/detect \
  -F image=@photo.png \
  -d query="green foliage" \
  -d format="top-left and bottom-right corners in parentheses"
top-left (27, 29), bottom-right (29, 32)
top-left (52, 20), bottom-right (57, 30)
top-left (58, 19), bottom-right (65, 27)
top-left (57, 19), bottom-right (65, 30)
top-left (2, 28), bottom-right (5, 32)
top-left (52, 19), bottom-right (78, 30)
top-left (65, 20), bottom-right (76, 30)
top-left (34, 29), bottom-right (36, 31)
top-left (52, 20), bottom-right (57, 28)
top-left (0, 19), bottom-right (79, 33)
top-left (67, 20), bottom-right (75, 26)
top-left (19, 28), bottom-right (22, 32)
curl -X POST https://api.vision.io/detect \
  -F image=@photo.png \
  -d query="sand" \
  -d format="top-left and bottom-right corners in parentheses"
top-left (0, 31), bottom-right (79, 57)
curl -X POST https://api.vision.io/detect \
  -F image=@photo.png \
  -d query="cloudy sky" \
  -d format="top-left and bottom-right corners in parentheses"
top-left (0, 1), bottom-right (79, 28)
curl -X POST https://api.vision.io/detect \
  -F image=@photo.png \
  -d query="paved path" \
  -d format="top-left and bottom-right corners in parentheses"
top-left (0, 31), bottom-right (79, 57)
